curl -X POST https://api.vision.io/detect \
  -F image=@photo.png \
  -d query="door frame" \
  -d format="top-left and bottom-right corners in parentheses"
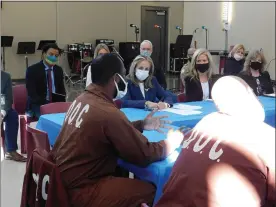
top-left (141, 5), bottom-right (169, 73)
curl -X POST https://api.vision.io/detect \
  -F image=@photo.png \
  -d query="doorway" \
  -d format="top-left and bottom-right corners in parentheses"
top-left (141, 6), bottom-right (169, 73)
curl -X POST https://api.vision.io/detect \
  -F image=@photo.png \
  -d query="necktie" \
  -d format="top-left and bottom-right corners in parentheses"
top-left (47, 69), bottom-right (53, 102)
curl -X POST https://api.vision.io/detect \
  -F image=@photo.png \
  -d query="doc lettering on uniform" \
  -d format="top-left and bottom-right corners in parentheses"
top-left (64, 100), bottom-right (90, 128)
top-left (182, 129), bottom-right (224, 162)
top-left (33, 173), bottom-right (50, 201)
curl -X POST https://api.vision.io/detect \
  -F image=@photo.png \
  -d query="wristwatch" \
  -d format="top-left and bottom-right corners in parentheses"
top-left (165, 103), bottom-right (171, 108)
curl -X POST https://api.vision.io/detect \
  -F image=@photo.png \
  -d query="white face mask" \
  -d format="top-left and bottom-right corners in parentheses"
top-left (113, 73), bottom-right (128, 100)
top-left (234, 53), bottom-right (244, 61)
top-left (135, 69), bottom-right (149, 81)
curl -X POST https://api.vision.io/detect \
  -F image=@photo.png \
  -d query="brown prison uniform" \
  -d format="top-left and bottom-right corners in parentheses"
top-left (156, 112), bottom-right (275, 207)
top-left (51, 84), bottom-right (170, 207)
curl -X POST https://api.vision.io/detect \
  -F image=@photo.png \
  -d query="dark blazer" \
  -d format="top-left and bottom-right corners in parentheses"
top-left (184, 75), bottom-right (222, 102)
top-left (238, 71), bottom-right (274, 95)
top-left (121, 76), bottom-right (173, 108)
top-left (224, 57), bottom-right (245, 75)
top-left (1, 71), bottom-right (13, 113)
top-left (25, 61), bottom-right (66, 110)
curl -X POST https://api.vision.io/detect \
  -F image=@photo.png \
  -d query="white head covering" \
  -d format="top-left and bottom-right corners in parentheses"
top-left (211, 76), bottom-right (265, 122)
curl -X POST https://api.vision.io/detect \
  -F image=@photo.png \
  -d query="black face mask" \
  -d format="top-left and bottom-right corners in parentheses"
top-left (250, 62), bottom-right (262, 71)
top-left (195, 63), bottom-right (209, 73)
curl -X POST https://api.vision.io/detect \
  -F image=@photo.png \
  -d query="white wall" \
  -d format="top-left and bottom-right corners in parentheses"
top-left (1, 1), bottom-right (184, 79)
top-left (183, 2), bottom-right (275, 79)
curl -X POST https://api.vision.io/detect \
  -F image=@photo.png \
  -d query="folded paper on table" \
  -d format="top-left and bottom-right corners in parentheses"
top-left (162, 108), bottom-right (202, 116)
top-left (263, 93), bottom-right (275, 97)
top-left (172, 104), bottom-right (202, 110)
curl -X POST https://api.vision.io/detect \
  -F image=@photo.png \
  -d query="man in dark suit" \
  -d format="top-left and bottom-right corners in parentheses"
top-left (1, 70), bottom-right (26, 162)
top-left (25, 43), bottom-right (66, 118)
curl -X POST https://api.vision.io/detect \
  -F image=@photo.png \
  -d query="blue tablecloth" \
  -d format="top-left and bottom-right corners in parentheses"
top-left (36, 113), bottom-right (180, 204)
top-left (36, 96), bottom-right (275, 204)
top-left (259, 96), bottom-right (276, 127)
top-left (121, 96), bottom-right (275, 128)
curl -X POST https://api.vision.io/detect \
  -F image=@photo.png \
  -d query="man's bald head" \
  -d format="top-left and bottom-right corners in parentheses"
top-left (211, 76), bottom-right (265, 121)
top-left (187, 48), bottom-right (196, 57)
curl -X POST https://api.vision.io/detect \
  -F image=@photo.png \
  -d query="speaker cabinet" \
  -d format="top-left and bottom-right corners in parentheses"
top-left (119, 42), bottom-right (140, 74)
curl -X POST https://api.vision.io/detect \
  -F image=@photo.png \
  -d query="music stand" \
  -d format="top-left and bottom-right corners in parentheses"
top-left (17, 42), bottom-right (36, 68)
top-left (1, 36), bottom-right (14, 71)
top-left (37, 40), bottom-right (56, 50)
top-left (175, 35), bottom-right (193, 66)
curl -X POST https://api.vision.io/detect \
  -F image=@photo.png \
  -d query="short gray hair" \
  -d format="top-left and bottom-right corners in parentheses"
top-left (127, 55), bottom-right (154, 88)
top-left (140, 40), bottom-right (153, 49)
top-left (93, 43), bottom-right (110, 58)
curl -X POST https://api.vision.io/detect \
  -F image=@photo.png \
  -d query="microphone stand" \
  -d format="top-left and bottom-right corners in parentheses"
top-left (192, 28), bottom-right (199, 48)
top-left (222, 23), bottom-right (229, 74)
top-left (158, 27), bottom-right (163, 71)
top-left (205, 29), bottom-right (208, 49)
top-left (135, 27), bottom-right (140, 42)
top-left (112, 46), bottom-right (124, 62)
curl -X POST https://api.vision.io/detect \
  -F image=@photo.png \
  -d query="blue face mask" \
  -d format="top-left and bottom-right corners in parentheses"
top-left (45, 55), bottom-right (58, 65)
top-left (141, 50), bottom-right (152, 57)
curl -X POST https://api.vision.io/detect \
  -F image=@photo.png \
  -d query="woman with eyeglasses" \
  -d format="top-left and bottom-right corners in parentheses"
top-left (240, 49), bottom-right (273, 95)
top-left (120, 55), bottom-right (173, 110)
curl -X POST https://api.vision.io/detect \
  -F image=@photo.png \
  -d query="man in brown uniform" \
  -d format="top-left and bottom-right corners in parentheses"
top-left (51, 54), bottom-right (183, 207)
top-left (154, 76), bottom-right (275, 207)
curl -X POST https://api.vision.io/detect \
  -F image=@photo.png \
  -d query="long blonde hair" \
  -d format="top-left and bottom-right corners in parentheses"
top-left (93, 43), bottom-right (110, 58)
top-left (228, 44), bottom-right (245, 58)
top-left (183, 48), bottom-right (215, 80)
top-left (128, 55), bottom-right (154, 89)
top-left (243, 49), bottom-right (267, 75)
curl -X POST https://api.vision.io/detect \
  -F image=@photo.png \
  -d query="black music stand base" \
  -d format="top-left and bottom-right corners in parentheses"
top-left (1, 36), bottom-right (14, 71)
top-left (17, 42), bottom-right (36, 68)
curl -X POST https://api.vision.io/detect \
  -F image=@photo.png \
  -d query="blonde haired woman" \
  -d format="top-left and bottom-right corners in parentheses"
top-left (183, 48), bottom-right (216, 102)
top-left (224, 44), bottom-right (246, 75)
top-left (180, 48), bottom-right (196, 92)
top-left (86, 43), bottom-right (110, 87)
top-left (240, 49), bottom-right (273, 95)
top-left (121, 55), bottom-right (173, 109)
